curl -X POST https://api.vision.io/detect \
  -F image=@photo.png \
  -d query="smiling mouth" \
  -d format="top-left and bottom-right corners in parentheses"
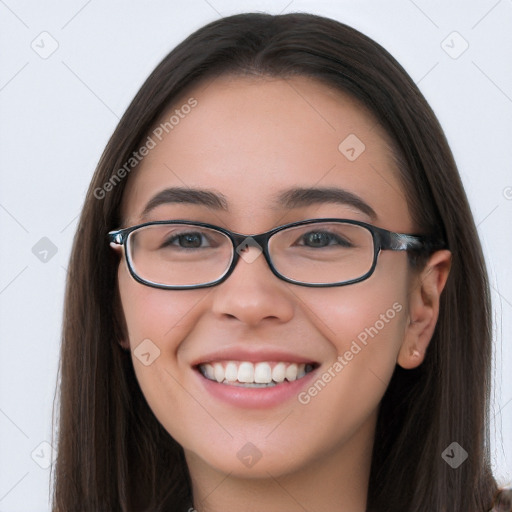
top-left (196, 360), bottom-right (319, 388)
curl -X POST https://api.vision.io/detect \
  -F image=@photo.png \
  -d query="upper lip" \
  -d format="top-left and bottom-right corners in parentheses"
top-left (191, 347), bottom-right (319, 367)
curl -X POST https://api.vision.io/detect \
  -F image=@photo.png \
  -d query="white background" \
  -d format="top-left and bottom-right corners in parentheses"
top-left (0, 1), bottom-right (511, 510)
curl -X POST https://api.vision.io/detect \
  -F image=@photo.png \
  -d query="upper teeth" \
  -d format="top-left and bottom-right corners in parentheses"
top-left (199, 361), bottom-right (313, 385)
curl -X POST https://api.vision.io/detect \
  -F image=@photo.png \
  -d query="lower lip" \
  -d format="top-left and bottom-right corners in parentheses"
top-left (195, 367), bottom-right (318, 409)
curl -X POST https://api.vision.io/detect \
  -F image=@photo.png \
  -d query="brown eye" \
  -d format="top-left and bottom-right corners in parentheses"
top-left (161, 231), bottom-right (206, 249)
top-left (299, 230), bottom-right (352, 248)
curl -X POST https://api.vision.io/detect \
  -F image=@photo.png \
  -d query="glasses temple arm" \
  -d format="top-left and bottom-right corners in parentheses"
top-left (108, 230), bottom-right (125, 245)
top-left (380, 230), bottom-right (446, 252)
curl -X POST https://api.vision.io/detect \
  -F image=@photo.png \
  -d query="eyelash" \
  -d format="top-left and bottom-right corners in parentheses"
top-left (161, 229), bottom-right (353, 249)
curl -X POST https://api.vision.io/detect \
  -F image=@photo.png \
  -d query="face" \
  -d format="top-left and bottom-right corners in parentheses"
top-left (115, 75), bottom-right (417, 481)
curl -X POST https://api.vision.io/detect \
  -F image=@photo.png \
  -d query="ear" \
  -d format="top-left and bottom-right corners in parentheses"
top-left (397, 250), bottom-right (451, 369)
top-left (119, 339), bottom-right (130, 351)
top-left (112, 272), bottom-right (131, 351)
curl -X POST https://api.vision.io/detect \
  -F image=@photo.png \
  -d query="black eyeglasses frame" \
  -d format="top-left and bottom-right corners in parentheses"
top-left (108, 218), bottom-right (446, 290)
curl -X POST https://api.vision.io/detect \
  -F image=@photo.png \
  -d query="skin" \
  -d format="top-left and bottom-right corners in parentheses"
top-left (114, 75), bottom-right (451, 512)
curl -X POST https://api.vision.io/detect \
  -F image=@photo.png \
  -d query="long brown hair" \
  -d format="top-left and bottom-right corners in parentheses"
top-left (51, 12), bottom-right (511, 511)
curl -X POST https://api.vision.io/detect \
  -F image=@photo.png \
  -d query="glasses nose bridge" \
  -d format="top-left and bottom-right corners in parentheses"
top-left (230, 230), bottom-right (272, 247)
top-left (228, 229), bottom-right (275, 273)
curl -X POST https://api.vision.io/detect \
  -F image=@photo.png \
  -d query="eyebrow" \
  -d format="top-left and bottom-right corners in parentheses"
top-left (273, 187), bottom-right (376, 219)
top-left (141, 187), bottom-right (229, 218)
top-left (140, 186), bottom-right (377, 220)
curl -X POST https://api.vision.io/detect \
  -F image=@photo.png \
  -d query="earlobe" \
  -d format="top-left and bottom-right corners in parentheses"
top-left (397, 250), bottom-right (451, 369)
top-left (118, 339), bottom-right (131, 351)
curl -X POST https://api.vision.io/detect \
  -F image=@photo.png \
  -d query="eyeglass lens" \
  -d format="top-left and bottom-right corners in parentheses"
top-left (127, 222), bottom-right (375, 287)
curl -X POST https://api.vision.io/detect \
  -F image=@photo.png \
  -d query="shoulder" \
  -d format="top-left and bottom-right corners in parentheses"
top-left (491, 488), bottom-right (512, 511)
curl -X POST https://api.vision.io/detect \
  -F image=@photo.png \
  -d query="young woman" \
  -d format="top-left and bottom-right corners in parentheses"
top-left (51, 12), bottom-right (512, 512)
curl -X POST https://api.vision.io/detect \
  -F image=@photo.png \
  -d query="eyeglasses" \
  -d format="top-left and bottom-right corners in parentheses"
top-left (108, 218), bottom-right (444, 290)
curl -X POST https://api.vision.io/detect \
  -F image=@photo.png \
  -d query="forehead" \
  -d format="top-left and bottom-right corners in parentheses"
top-left (120, 75), bottom-right (411, 231)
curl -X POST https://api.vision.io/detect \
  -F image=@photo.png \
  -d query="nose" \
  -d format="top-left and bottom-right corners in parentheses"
top-left (209, 244), bottom-right (295, 327)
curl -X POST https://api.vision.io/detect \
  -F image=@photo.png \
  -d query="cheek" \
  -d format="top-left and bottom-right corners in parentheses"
top-left (117, 261), bottom-right (210, 440)
top-left (292, 254), bottom-right (409, 432)
top-left (117, 260), bottom-right (205, 347)
top-left (301, 251), bottom-right (409, 355)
